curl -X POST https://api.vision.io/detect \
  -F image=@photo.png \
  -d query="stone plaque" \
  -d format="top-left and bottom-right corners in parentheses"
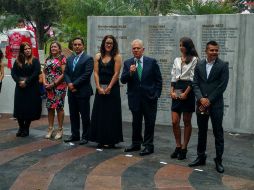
top-left (87, 15), bottom-right (254, 133)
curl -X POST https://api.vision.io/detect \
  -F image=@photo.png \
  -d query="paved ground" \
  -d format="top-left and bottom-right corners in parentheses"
top-left (0, 114), bottom-right (253, 190)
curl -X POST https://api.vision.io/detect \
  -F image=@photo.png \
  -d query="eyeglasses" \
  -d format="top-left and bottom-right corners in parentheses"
top-left (105, 42), bottom-right (113, 45)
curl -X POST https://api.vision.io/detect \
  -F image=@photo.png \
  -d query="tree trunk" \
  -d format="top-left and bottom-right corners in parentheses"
top-left (35, 20), bottom-right (44, 50)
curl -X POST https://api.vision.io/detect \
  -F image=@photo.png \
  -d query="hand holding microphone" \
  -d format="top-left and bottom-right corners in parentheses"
top-left (130, 58), bottom-right (137, 74)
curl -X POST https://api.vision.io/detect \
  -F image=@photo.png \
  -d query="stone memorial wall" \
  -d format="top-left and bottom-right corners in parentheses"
top-left (0, 15), bottom-right (253, 133)
top-left (88, 14), bottom-right (254, 133)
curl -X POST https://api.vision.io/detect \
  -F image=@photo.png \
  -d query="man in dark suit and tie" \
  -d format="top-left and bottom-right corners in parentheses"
top-left (64, 37), bottom-right (93, 145)
top-left (121, 39), bottom-right (162, 156)
top-left (188, 41), bottom-right (229, 173)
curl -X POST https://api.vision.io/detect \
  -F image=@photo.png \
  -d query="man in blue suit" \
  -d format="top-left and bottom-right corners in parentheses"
top-left (64, 37), bottom-right (94, 145)
top-left (121, 39), bottom-right (162, 156)
top-left (188, 41), bottom-right (229, 173)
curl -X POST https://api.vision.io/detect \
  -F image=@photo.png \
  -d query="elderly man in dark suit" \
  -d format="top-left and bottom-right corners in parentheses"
top-left (64, 37), bottom-right (93, 145)
top-left (121, 39), bottom-right (162, 156)
top-left (188, 41), bottom-right (229, 173)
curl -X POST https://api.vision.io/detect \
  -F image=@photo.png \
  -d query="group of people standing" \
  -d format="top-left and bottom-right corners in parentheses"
top-left (169, 38), bottom-right (229, 173)
top-left (62, 36), bottom-right (162, 157)
top-left (2, 32), bottom-right (229, 173)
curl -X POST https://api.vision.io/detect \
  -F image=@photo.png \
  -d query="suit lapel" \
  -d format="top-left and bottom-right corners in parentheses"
top-left (72, 53), bottom-right (86, 73)
top-left (75, 53), bottom-right (83, 69)
top-left (207, 58), bottom-right (218, 81)
top-left (69, 56), bottom-right (75, 72)
top-left (200, 60), bottom-right (207, 81)
top-left (141, 56), bottom-right (148, 81)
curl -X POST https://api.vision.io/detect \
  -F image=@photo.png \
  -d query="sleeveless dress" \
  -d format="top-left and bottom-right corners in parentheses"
top-left (89, 57), bottom-right (123, 145)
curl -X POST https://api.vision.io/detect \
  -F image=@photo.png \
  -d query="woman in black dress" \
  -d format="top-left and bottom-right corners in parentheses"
top-left (89, 35), bottom-right (123, 148)
top-left (170, 37), bottom-right (198, 159)
top-left (11, 42), bottom-right (42, 137)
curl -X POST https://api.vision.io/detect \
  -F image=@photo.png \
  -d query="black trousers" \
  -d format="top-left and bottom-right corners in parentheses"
top-left (68, 95), bottom-right (90, 140)
top-left (131, 98), bottom-right (157, 149)
top-left (196, 107), bottom-right (224, 159)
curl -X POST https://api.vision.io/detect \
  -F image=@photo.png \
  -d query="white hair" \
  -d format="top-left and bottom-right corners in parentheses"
top-left (131, 39), bottom-right (144, 47)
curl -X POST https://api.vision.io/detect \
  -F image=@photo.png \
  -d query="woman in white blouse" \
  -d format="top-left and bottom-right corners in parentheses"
top-left (170, 37), bottom-right (198, 160)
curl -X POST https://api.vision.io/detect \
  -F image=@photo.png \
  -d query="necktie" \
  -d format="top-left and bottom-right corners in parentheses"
top-left (73, 56), bottom-right (79, 71)
top-left (137, 59), bottom-right (142, 80)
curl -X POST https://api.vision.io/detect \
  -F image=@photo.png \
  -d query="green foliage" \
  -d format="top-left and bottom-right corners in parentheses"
top-left (57, 0), bottom-right (137, 42)
top-left (125, 0), bottom-right (174, 15)
top-left (172, 0), bottom-right (238, 15)
top-left (0, 13), bottom-right (20, 32)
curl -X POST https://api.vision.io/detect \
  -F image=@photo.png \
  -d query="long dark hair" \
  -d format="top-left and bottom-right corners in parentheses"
top-left (17, 42), bottom-right (33, 67)
top-left (180, 37), bottom-right (199, 64)
top-left (100, 35), bottom-right (119, 58)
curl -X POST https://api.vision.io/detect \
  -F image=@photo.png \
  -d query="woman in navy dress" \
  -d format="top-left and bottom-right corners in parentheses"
top-left (89, 35), bottom-right (123, 148)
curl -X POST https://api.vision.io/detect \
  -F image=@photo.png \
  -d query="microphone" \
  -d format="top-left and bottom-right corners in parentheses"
top-left (133, 58), bottom-right (137, 65)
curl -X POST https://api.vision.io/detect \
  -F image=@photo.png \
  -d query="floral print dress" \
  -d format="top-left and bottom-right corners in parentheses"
top-left (44, 55), bottom-right (67, 110)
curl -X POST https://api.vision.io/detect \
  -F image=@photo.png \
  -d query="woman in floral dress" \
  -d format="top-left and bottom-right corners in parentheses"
top-left (43, 41), bottom-right (67, 139)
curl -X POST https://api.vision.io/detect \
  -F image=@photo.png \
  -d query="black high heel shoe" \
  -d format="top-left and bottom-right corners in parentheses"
top-left (170, 147), bottom-right (181, 158)
top-left (178, 149), bottom-right (187, 160)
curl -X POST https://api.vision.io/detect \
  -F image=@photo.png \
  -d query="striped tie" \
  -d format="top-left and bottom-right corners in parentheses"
top-left (73, 56), bottom-right (79, 71)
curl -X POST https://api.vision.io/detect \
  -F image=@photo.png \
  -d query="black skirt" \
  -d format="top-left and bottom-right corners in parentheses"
top-left (171, 80), bottom-right (195, 113)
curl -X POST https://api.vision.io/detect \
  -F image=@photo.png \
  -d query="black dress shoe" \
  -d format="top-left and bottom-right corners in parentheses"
top-left (188, 156), bottom-right (206, 167)
top-left (64, 136), bottom-right (80, 143)
top-left (79, 139), bottom-right (88, 145)
top-left (97, 143), bottom-right (104, 148)
top-left (139, 147), bottom-right (154, 156)
top-left (124, 145), bottom-right (141, 152)
top-left (214, 158), bottom-right (224, 173)
top-left (107, 144), bottom-right (116, 149)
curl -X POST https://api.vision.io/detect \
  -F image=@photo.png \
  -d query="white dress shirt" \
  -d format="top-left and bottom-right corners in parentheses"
top-left (135, 56), bottom-right (144, 68)
top-left (171, 56), bottom-right (198, 82)
top-left (205, 58), bottom-right (215, 79)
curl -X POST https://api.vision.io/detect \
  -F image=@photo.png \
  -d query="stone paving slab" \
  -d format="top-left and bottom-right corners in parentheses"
top-left (0, 114), bottom-right (253, 190)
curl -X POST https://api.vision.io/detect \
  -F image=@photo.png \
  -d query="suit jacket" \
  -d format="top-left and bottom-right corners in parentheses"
top-left (121, 56), bottom-right (162, 111)
top-left (64, 52), bottom-right (94, 98)
top-left (192, 58), bottom-right (229, 108)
